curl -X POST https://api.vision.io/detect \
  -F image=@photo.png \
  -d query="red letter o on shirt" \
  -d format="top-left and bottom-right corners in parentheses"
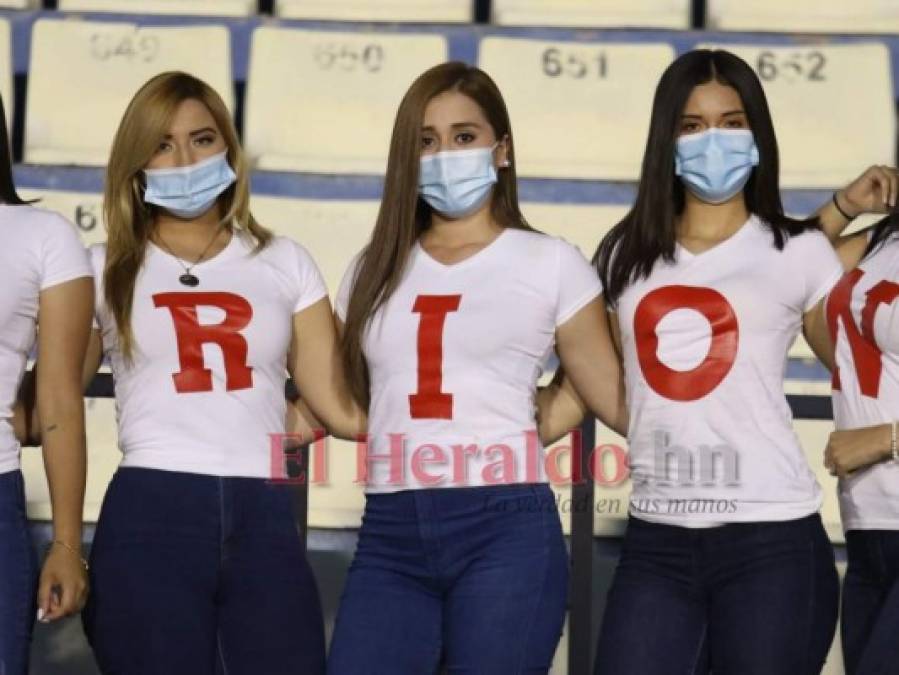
top-left (633, 285), bottom-right (739, 401)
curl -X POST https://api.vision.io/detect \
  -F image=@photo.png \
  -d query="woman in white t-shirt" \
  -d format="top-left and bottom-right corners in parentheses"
top-left (23, 72), bottom-right (362, 674)
top-left (324, 62), bottom-right (627, 674)
top-left (539, 49), bottom-right (896, 675)
top-left (810, 212), bottom-right (899, 674)
top-left (0, 91), bottom-right (92, 673)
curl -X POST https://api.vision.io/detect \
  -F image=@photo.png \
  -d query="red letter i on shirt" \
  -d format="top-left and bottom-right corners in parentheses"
top-left (409, 295), bottom-right (461, 419)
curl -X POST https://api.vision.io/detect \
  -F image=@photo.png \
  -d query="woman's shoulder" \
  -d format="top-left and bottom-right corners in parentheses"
top-left (256, 232), bottom-right (316, 263)
top-left (1, 204), bottom-right (78, 240)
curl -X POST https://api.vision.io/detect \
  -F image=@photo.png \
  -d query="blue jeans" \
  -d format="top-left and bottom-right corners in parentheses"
top-left (0, 470), bottom-right (38, 675)
top-left (327, 483), bottom-right (569, 674)
top-left (841, 530), bottom-right (899, 675)
top-left (82, 467), bottom-right (325, 674)
top-left (594, 514), bottom-right (838, 675)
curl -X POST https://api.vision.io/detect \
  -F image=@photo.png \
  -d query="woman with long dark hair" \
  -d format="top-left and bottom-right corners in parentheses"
top-left (815, 209), bottom-right (899, 674)
top-left (0, 88), bottom-right (92, 673)
top-left (325, 61), bottom-right (627, 674)
top-left (549, 49), bottom-right (894, 674)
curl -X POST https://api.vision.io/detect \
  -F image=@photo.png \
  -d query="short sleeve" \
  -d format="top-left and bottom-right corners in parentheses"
top-left (39, 212), bottom-right (91, 291)
top-left (287, 239), bottom-right (328, 314)
top-left (335, 251), bottom-right (364, 322)
top-left (792, 230), bottom-right (844, 313)
top-left (555, 237), bottom-right (603, 326)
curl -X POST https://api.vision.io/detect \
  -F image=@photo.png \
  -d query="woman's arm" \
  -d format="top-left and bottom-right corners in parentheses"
top-left (536, 369), bottom-right (586, 446)
top-left (802, 298), bottom-right (835, 372)
top-left (538, 306), bottom-right (626, 444)
top-left (824, 424), bottom-right (894, 478)
top-left (817, 165), bottom-right (898, 243)
top-left (19, 328), bottom-right (103, 447)
top-left (541, 297), bottom-right (628, 443)
top-left (287, 298), bottom-right (367, 441)
top-left (34, 276), bottom-right (93, 622)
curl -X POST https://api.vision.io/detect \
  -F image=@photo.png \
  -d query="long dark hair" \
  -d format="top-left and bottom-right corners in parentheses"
top-left (0, 93), bottom-right (28, 205)
top-left (595, 49), bottom-right (818, 306)
top-left (341, 62), bottom-right (535, 409)
top-left (864, 213), bottom-right (899, 258)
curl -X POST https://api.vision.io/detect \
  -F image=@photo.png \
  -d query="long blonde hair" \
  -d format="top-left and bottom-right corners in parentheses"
top-left (103, 71), bottom-right (271, 359)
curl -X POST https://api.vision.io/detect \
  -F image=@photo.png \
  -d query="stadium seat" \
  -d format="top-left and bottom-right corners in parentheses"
top-left (25, 18), bottom-right (234, 167)
top-left (250, 195), bottom-right (378, 294)
top-left (245, 27), bottom-right (447, 174)
top-left (697, 42), bottom-right (895, 189)
top-left (707, 0), bottom-right (899, 34)
top-left (58, 0), bottom-right (256, 16)
top-left (492, 0), bottom-right (691, 29)
top-left (275, 0), bottom-right (473, 23)
top-left (479, 37), bottom-right (675, 180)
top-left (523, 202), bottom-right (627, 258)
top-left (18, 188), bottom-right (107, 247)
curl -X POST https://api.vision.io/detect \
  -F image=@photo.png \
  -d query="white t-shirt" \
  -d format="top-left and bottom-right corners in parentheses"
top-left (616, 216), bottom-right (842, 526)
top-left (829, 233), bottom-right (899, 530)
top-left (0, 206), bottom-right (91, 474)
top-left (336, 228), bottom-right (602, 494)
top-left (90, 232), bottom-right (327, 477)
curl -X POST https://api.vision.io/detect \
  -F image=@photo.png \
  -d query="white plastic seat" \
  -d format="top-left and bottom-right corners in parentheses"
top-left (493, 0), bottom-right (691, 29)
top-left (275, 0), bottom-right (472, 22)
top-left (25, 18), bottom-right (234, 167)
top-left (250, 195), bottom-right (378, 295)
top-left (698, 42), bottom-right (895, 189)
top-left (18, 188), bottom-right (107, 247)
top-left (479, 37), bottom-right (675, 180)
top-left (58, 0), bottom-right (255, 16)
top-left (245, 26), bottom-right (448, 174)
top-left (707, 0), bottom-right (899, 34)
top-left (0, 0), bottom-right (37, 8)
top-left (523, 202), bottom-right (627, 259)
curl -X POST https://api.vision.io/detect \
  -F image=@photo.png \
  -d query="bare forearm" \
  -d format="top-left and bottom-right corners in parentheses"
top-left (318, 398), bottom-right (367, 441)
top-left (579, 378), bottom-right (628, 437)
top-left (856, 423), bottom-right (893, 463)
top-left (537, 377), bottom-right (586, 446)
top-left (38, 393), bottom-right (86, 546)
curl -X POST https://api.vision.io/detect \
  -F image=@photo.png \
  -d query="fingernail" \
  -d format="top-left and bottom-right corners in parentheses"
top-left (37, 608), bottom-right (44, 622)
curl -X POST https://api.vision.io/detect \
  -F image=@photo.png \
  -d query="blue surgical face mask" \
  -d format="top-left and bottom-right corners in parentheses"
top-left (143, 149), bottom-right (237, 219)
top-left (674, 128), bottom-right (760, 204)
top-left (418, 144), bottom-right (499, 219)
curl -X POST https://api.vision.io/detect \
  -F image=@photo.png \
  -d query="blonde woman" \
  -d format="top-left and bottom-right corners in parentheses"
top-left (34, 72), bottom-right (360, 674)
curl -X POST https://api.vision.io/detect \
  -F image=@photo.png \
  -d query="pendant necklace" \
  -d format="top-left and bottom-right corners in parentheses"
top-left (154, 225), bottom-right (224, 287)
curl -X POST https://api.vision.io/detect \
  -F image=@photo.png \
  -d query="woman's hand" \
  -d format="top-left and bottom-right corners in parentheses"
top-left (36, 543), bottom-right (88, 622)
top-left (824, 424), bottom-right (892, 478)
top-left (838, 165), bottom-right (899, 217)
